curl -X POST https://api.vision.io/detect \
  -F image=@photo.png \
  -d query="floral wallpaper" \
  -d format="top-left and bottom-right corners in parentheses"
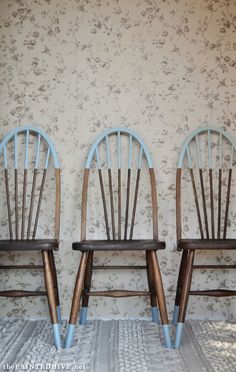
top-left (0, 0), bottom-right (236, 320)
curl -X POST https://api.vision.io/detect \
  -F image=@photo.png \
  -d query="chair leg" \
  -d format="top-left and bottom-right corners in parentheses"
top-left (65, 252), bottom-right (88, 348)
top-left (149, 250), bottom-right (172, 348)
top-left (172, 250), bottom-right (189, 325)
top-left (146, 251), bottom-right (159, 324)
top-left (42, 251), bottom-right (61, 349)
top-left (175, 250), bottom-right (195, 349)
top-left (48, 250), bottom-right (61, 323)
top-left (80, 251), bottom-right (94, 325)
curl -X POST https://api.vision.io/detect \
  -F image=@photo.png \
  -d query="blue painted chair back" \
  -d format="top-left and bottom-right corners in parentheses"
top-left (85, 128), bottom-right (153, 169)
top-left (81, 128), bottom-right (158, 241)
top-left (177, 126), bottom-right (236, 240)
top-left (0, 126), bottom-right (60, 240)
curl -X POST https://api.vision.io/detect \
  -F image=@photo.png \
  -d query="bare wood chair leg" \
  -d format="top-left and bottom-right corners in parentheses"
top-left (80, 251), bottom-right (94, 325)
top-left (48, 250), bottom-right (61, 323)
top-left (42, 251), bottom-right (61, 349)
top-left (65, 252), bottom-right (88, 348)
top-left (146, 251), bottom-right (159, 324)
top-left (172, 250), bottom-right (189, 325)
top-left (149, 250), bottom-right (172, 348)
top-left (175, 249), bottom-right (195, 349)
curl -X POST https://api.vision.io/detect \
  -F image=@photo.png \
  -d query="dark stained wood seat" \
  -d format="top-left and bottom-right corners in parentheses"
top-left (73, 239), bottom-right (165, 251)
top-left (177, 239), bottom-right (236, 250)
top-left (0, 126), bottom-right (62, 348)
top-left (0, 239), bottom-right (59, 251)
top-left (65, 128), bottom-right (171, 349)
top-left (173, 126), bottom-right (236, 349)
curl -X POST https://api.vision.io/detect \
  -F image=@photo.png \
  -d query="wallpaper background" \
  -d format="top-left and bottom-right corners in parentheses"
top-left (0, 0), bottom-right (236, 320)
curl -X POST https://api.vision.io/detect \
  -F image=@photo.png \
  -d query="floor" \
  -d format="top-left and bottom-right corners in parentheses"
top-left (0, 318), bottom-right (235, 371)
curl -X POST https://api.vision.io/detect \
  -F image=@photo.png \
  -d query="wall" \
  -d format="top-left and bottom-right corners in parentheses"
top-left (0, 0), bottom-right (235, 320)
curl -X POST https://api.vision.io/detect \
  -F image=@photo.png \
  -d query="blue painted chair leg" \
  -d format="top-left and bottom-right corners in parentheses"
top-left (79, 307), bottom-right (88, 325)
top-left (56, 305), bottom-right (62, 324)
top-left (175, 322), bottom-right (184, 349)
top-left (64, 324), bottom-right (75, 349)
top-left (163, 324), bottom-right (172, 349)
top-left (172, 305), bottom-right (179, 325)
top-left (53, 323), bottom-right (62, 349)
top-left (151, 307), bottom-right (160, 324)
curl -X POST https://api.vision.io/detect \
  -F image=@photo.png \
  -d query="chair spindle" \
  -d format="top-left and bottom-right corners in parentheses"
top-left (4, 169), bottom-right (13, 239)
top-left (118, 168), bottom-right (121, 239)
top-left (223, 168), bottom-right (232, 239)
top-left (199, 169), bottom-right (209, 239)
top-left (217, 169), bottom-right (222, 239)
top-left (108, 169), bottom-right (116, 240)
top-left (209, 169), bottom-right (215, 238)
top-left (27, 169), bottom-right (37, 239)
top-left (189, 169), bottom-right (204, 239)
top-left (98, 168), bottom-right (110, 240)
top-left (129, 168), bottom-right (141, 240)
top-left (124, 168), bottom-right (131, 240)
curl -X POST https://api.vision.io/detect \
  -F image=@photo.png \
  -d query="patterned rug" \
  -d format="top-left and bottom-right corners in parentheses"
top-left (0, 318), bottom-right (235, 371)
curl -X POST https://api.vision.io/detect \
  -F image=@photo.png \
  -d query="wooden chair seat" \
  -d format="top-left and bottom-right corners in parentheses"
top-left (0, 239), bottom-right (59, 251)
top-left (177, 239), bottom-right (236, 250)
top-left (73, 239), bottom-right (165, 251)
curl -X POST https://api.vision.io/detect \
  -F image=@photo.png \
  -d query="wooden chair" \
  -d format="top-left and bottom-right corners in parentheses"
top-left (0, 126), bottom-right (61, 348)
top-left (173, 126), bottom-right (236, 348)
top-left (65, 128), bottom-right (171, 348)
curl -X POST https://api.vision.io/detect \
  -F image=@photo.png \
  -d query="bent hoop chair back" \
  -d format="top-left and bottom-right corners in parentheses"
top-left (176, 126), bottom-right (236, 241)
top-left (173, 126), bottom-right (236, 348)
top-left (0, 126), bottom-right (60, 241)
top-left (0, 126), bottom-right (61, 348)
top-left (81, 127), bottom-right (158, 241)
top-left (65, 128), bottom-right (171, 349)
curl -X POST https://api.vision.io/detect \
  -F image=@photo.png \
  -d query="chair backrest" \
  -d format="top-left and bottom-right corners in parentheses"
top-left (0, 126), bottom-right (60, 240)
top-left (176, 126), bottom-right (236, 240)
top-left (81, 128), bottom-right (158, 241)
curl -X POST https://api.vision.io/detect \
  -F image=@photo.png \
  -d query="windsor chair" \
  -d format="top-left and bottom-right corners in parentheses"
top-left (65, 128), bottom-right (171, 349)
top-left (173, 126), bottom-right (236, 348)
top-left (0, 126), bottom-right (61, 348)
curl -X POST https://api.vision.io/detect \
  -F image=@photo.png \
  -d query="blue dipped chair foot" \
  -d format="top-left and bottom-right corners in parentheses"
top-left (163, 324), bottom-right (172, 349)
top-left (175, 322), bottom-right (184, 349)
top-left (172, 305), bottom-right (179, 325)
top-left (53, 323), bottom-right (62, 349)
top-left (64, 324), bottom-right (75, 349)
top-left (151, 307), bottom-right (160, 324)
top-left (79, 307), bottom-right (88, 325)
